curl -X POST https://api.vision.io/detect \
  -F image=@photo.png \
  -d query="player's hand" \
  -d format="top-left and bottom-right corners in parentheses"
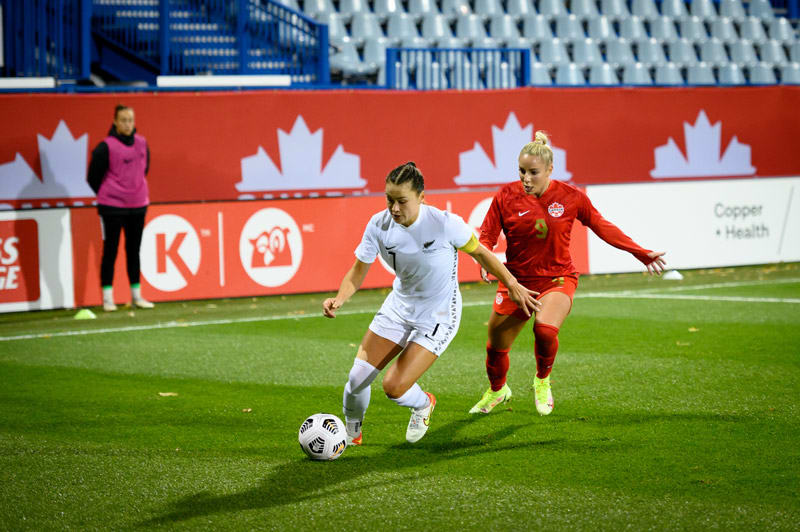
top-left (645, 251), bottom-right (667, 276)
top-left (479, 266), bottom-right (491, 283)
top-left (507, 281), bottom-right (541, 317)
top-left (322, 298), bottom-right (341, 318)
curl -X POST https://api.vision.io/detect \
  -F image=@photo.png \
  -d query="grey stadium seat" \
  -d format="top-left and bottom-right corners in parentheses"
top-left (374, 0), bottom-right (405, 22)
top-left (600, 0), bottom-right (630, 20)
top-left (748, 63), bottom-right (777, 83)
top-left (350, 13), bottom-right (385, 46)
top-left (655, 63), bottom-right (684, 84)
top-left (650, 17), bottom-right (679, 42)
top-left (400, 36), bottom-right (431, 48)
top-left (791, 42), bottom-right (800, 62)
top-left (661, 0), bottom-right (689, 19)
top-left (386, 13), bottom-right (420, 45)
top-left (538, 38), bottom-right (570, 65)
top-left (506, 0), bottom-right (535, 20)
top-left (408, 0), bottom-right (440, 21)
top-left (622, 63), bottom-right (653, 85)
top-left (781, 63), bottom-right (800, 84)
top-left (303, 0), bottom-right (336, 18)
top-left (316, 12), bottom-right (349, 44)
top-left (719, 0), bottom-right (747, 22)
top-left (338, 0), bottom-right (369, 21)
top-left (687, 63), bottom-right (717, 84)
top-left (680, 17), bottom-right (709, 42)
top-left (489, 14), bottom-right (522, 45)
top-left (555, 63), bottom-right (586, 85)
top-left (690, 0), bottom-right (717, 20)
top-left (748, 0), bottom-right (775, 20)
top-left (455, 13), bottom-right (488, 41)
top-left (572, 38), bottom-right (604, 67)
top-left (441, 0), bottom-right (472, 20)
top-left (471, 36), bottom-right (501, 48)
top-left (630, 0), bottom-right (659, 20)
top-left (718, 63), bottom-right (747, 84)
top-left (555, 14), bottom-right (585, 41)
top-left (710, 17), bottom-right (739, 43)
top-left (529, 62), bottom-right (553, 85)
top-left (570, 0), bottom-right (599, 18)
top-left (729, 40), bottom-right (760, 68)
top-left (538, 0), bottom-right (568, 17)
top-left (606, 38), bottom-right (637, 67)
top-left (437, 35), bottom-right (468, 48)
top-left (636, 38), bottom-right (668, 66)
top-left (474, 0), bottom-right (504, 21)
top-left (329, 40), bottom-right (375, 77)
top-left (768, 18), bottom-right (797, 44)
top-left (699, 38), bottom-right (730, 66)
top-left (619, 16), bottom-right (648, 41)
top-left (363, 37), bottom-right (390, 70)
top-left (505, 36), bottom-right (535, 50)
top-left (758, 40), bottom-right (790, 66)
top-left (668, 38), bottom-right (700, 66)
top-left (589, 63), bottom-right (620, 85)
top-left (522, 14), bottom-right (554, 42)
top-left (739, 16), bottom-right (769, 44)
top-left (421, 13), bottom-right (453, 42)
top-left (587, 16), bottom-right (616, 42)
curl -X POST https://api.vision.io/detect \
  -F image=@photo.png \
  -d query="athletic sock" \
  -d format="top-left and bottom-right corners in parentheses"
top-left (486, 342), bottom-right (510, 391)
top-left (534, 323), bottom-right (559, 379)
top-left (131, 283), bottom-right (142, 300)
top-left (342, 358), bottom-right (379, 422)
top-left (102, 285), bottom-right (114, 304)
top-left (389, 382), bottom-right (429, 410)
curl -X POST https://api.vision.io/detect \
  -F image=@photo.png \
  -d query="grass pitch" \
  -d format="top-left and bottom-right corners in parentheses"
top-left (1, 264), bottom-right (799, 530)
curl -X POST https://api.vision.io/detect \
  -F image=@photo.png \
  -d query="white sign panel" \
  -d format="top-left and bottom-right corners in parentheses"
top-left (585, 178), bottom-right (800, 274)
top-left (0, 209), bottom-right (75, 312)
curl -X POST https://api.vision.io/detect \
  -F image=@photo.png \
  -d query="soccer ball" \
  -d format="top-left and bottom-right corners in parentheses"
top-left (298, 413), bottom-right (347, 461)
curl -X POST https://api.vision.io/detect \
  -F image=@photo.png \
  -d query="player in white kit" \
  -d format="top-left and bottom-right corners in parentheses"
top-left (323, 162), bottom-right (540, 445)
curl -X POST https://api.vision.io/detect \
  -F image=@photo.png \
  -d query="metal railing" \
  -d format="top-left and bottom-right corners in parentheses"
top-left (386, 48), bottom-right (531, 90)
top-left (0, 0), bottom-right (91, 79)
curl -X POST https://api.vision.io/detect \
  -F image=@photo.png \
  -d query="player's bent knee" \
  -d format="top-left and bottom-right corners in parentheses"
top-left (533, 322), bottom-right (559, 344)
top-left (382, 377), bottom-right (410, 399)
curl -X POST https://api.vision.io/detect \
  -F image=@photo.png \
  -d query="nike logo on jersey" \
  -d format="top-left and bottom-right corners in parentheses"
top-left (385, 245), bottom-right (396, 250)
top-left (423, 240), bottom-right (435, 249)
top-left (518, 210), bottom-right (530, 216)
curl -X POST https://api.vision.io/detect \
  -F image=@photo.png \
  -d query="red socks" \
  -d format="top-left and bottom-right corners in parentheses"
top-left (534, 323), bottom-right (559, 379)
top-left (485, 342), bottom-right (510, 391)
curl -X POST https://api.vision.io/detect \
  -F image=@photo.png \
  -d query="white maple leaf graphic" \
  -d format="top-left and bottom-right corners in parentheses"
top-left (651, 110), bottom-right (756, 178)
top-left (237, 115), bottom-right (365, 197)
top-left (454, 112), bottom-right (571, 185)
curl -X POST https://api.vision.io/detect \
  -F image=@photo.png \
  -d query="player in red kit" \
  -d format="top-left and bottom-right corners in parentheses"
top-left (469, 132), bottom-right (666, 416)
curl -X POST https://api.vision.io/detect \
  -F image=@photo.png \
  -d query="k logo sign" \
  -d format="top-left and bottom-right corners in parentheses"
top-left (239, 208), bottom-right (302, 287)
top-left (140, 215), bottom-right (201, 292)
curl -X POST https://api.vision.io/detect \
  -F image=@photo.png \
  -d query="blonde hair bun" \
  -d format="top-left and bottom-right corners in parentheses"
top-left (533, 131), bottom-right (549, 145)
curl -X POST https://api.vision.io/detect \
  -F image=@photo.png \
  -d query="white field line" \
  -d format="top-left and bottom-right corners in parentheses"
top-left (1, 278), bottom-right (798, 343)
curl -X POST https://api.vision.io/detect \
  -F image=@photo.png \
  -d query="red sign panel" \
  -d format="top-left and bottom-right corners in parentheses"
top-left (0, 219), bottom-right (40, 303)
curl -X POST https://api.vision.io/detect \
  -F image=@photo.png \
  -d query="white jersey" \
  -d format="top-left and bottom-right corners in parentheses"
top-left (355, 204), bottom-right (473, 324)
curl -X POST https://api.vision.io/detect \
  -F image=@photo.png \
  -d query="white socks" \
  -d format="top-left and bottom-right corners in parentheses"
top-left (343, 358), bottom-right (379, 423)
top-left (131, 284), bottom-right (143, 300)
top-left (389, 382), bottom-right (429, 410)
top-left (102, 286), bottom-right (114, 304)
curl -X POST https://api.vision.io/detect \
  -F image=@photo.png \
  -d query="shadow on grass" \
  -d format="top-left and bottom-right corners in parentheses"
top-left (140, 415), bottom-right (561, 527)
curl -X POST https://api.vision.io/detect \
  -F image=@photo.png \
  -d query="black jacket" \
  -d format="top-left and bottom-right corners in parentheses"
top-left (87, 125), bottom-right (150, 194)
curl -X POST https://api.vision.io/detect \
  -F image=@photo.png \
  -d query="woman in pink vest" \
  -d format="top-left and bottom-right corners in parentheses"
top-left (87, 104), bottom-right (154, 312)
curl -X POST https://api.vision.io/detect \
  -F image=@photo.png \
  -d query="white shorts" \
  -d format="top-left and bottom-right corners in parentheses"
top-left (368, 290), bottom-right (462, 356)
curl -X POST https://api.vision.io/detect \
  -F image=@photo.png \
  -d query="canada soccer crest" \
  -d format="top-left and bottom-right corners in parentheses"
top-left (548, 202), bottom-right (564, 218)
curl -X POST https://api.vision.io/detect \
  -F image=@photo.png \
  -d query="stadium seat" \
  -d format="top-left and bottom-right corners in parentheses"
top-left (386, 13), bottom-right (420, 45)
top-left (588, 63), bottom-right (619, 84)
top-left (538, 38), bottom-right (570, 65)
top-left (472, 36), bottom-right (502, 48)
top-left (555, 14), bottom-right (585, 40)
top-left (374, 0), bottom-right (405, 22)
top-left (441, 0), bottom-right (472, 20)
top-left (587, 16), bottom-right (616, 42)
top-left (506, 0), bottom-right (535, 20)
top-left (316, 12), bottom-right (349, 44)
top-left (717, 63), bottom-right (746, 84)
top-left (690, 0), bottom-right (717, 20)
top-left (401, 36), bottom-right (432, 48)
top-left (408, 0), bottom-right (441, 21)
top-left (529, 62), bottom-right (553, 85)
top-left (619, 16), bottom-right (648, 41)
top-left (667, 38), bottom-right (700, 66)
top-left (759, 40), bottom-right (790, 66)
top-left (748, 62), bottom-right (777, 83)
top-left (606, 38), bottom-right (636, 67)
top-left (329, 39), bottom-right (375, 77)
top-left (555, 63), bottom-right (585, 85)
top-left (780, 62), bottom-right (800, 84)
top-left (437, 35), bottom-right (469, 48)
top-left (572, 38), bottom-right (604, 67)
top-left (739, 16), bottom-right (770, 44)
top-left (654, 63), bottom-right (684, 84)
top-left (710, 17), bottom-right (739, 44)
top-left (504, 36), bottom-right (535, 50)
top-left (729, 40), bottom-right (760, 68)
top-left (719, 0), bottom-right (747, 22)
top-left (600, 0), bottom-right (630, 20)
top-left (748, 0), bottom-right (775, 20)
top-left (768, 18), bottom-right (797, 44)
top-left (338, 0), bottom-right (369, 21)
top-left (489, 14), bottom-right (522, 45)
top-left (363, 37), bottom-right (390, 71)
top-left (538, 0), bottom-right (567, 17)
top-left (622, 62), bottom-right (652, 85)
top-left (570, 0), bottom-right (599, 18)
top-left (421, 13), bottom-right (454, 43)
top-left (791, 42), bottom-right (800, 62)
top-left (303, 0), bottom-right (336, 18)
top-left (636, 38), bottom-right (668, 66)
top-left (350, 13), bottom-right (385, 46)
top-left (630, 0), bottom-right (659, 20)
top-left (661, 0), bottom-right (688, 19)
top-left (649, 16), bottom-right (679, 42)
top-left (699, 38), bottom-right (730, 67)
top-left (679, 17), bottom-right (708, 41)
top-left (522, 14), bottom-right (554, 42)
top-left (687, 62), bottom-right (716, 84)
top-left (475, 0), bottom-right (504, 21)
top-left (455, 13), bottom-right (488, 41)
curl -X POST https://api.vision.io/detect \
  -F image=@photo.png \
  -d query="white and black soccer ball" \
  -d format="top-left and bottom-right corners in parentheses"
top-left (298, 413), bottom-right (347, 461)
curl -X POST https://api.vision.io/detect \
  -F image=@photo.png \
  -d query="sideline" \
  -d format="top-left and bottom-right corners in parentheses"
top-left (1, 278), bottom-right (798, 342)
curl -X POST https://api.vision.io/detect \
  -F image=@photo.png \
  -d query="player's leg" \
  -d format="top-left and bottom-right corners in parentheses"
top-left (99, 211), bottom-right (123, 311)
top-left (382, 342), bottom-right (438, 443)
top-left (122, 210), bottom-right (153, 308)
top-left (342, 324), bottom-right (406, 445)
top-left (531, 290), bottom-right (573, 416)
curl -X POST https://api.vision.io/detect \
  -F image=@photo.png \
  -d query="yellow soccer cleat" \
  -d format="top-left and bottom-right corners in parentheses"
top-left (533, 375), bottom-right (554, 416)
top-left (468, 384), bottom-right (513, 414)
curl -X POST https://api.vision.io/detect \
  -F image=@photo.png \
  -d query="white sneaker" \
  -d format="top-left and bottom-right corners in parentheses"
top-left (345, 419), bottom-right (362, 446)
top-left (406, 392), bottom-right (436, 443)
top-left (103, 300), bottom-right (117, 312)
top-left (133, 298), bottom-right (154, 309)
top-left (533, 375), bottom-right (554, 416)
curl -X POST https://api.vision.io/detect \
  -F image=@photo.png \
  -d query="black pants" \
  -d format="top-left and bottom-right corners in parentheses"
top-left (98, 205), bottom-right (147, 287)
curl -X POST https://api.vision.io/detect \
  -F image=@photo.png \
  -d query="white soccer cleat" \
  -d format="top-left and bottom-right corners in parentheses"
top-left (103, 300), bottom-right (117, 312)
top-left (533, 375), bottom-right (554, 416)
top-left (345, 418), bottom-right (362, 446)
top-left (133, 298), bottom-right (154, 309)
top-left (406, 392), bottom-right (436, 443)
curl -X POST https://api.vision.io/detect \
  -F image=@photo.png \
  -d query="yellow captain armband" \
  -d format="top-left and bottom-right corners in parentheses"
top-left (458, 234), bottom-right (479, 253)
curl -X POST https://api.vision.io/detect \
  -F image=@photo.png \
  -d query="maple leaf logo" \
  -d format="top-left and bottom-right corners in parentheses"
top-left (651, 110), bottom-right (756, 179)
top-left (454, 112), bottom-right (571, 185)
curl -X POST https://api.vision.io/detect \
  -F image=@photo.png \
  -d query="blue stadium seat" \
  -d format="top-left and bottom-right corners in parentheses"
top-left (538, 38), bottom-right (571, 65)
top-left (679, 16), bottom-right (708, 42)
top-left (729, 40), bottom-right (760, 68)
top-left (572, 38), bottom-right (604, 67)
top-left (555, 63), bottom-right (586, 85)
top-left (622, 62), bottom-right (653, 85)
top-left (587, 16), bottom-right (616, 42)
top-left (667, 38), bottom-right (700, 66)
top-left (699, 38), bottom-right (730, 67)
top-left (690, 0), bottom-right (717, 20)
top-left (635, 38), bottom-right (667, 66)
top-left (649, 16), bottom-right (679, 42)
top-left (606, 38), bottom-right (636, 67)
top-left (619, 16), bottom-right (648, 41)
top-left (630, 0), bottom-right (659, 20)
top-left (780, 63), bottom-right (800, 84)
top-left (687, 62), bottom-right (717, 84)
top-left (719, 0), bottom-right (747, 22)
top-left (600, 0), bottom-right (630, 20)
top-left (522, 14), bottom-right (554, 42)
top-left (748, 62), bottom-right (777, 83)
top-left (661, 0), bottom-right (689, 19)
top-left (748, 0), bottom-right (775, 20)
top-left (529, 62), bottom-right (553, 85)
top-left (740, 16), bottom-right (770, 44)
top-left (588, 63), bottom-right (620, 84)
top-left (758, 40), bottom-right (790, 66)
top-left (718, 63), bottom-right (746, 84)
top-left (768, 18), bottom-right (797, 44)
top-left (555, 14), bottom-right (585, 40)
top-left (710, 17), bottom-right (739, 44)
top-left (654, 63), bottom-right (684, 84)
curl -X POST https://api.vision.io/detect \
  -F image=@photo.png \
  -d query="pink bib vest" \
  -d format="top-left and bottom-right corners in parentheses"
top-left (96, 134), bottom-right (149, 208)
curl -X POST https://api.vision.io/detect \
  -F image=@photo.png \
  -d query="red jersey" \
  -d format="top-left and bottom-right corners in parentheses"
top-left (479, 180), bottom-right (652, 280)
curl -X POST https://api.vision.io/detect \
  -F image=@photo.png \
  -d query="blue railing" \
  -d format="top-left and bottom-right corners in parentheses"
top-left (91, 0), bottom-right (328, 84)
top-left (0, 0), bottom-right (91, 79)
top-left (386, 48), bottom-right (531, 90)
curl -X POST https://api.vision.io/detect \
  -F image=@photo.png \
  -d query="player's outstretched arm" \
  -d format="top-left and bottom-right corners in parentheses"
top-left (466, 243), bottom-right (541, 316)
top-left (323, 259), bottom-right (371, 318)
top-left (645, 251), bottom-right (667, 276)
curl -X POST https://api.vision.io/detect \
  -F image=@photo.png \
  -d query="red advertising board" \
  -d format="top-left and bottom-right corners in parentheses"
top-left (1, 86), bottom-right (798, 210)
top-left (0, 219), bottom-right (40, 303)
top-left (71, 191), bottom-right (588, 306)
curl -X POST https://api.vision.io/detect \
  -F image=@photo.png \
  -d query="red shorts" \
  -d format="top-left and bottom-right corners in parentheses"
top-left (493, 274), bottom-right (579, 321)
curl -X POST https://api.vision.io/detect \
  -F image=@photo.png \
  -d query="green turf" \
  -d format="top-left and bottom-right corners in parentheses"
top-left (1, 263), bottom-right (799, 530)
